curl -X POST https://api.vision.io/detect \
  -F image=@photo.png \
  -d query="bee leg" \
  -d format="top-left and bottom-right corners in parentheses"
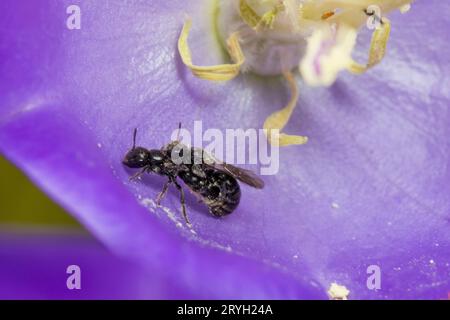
top-left (129, 167), bottom-right (148, 181)
top-left (173, 179), bottom-right (191, 226)
top-left (156, 180), bottom-right (170, 206)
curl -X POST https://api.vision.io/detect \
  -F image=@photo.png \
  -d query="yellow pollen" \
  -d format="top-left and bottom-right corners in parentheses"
top-left (321, 11), bottom-right (335, 20)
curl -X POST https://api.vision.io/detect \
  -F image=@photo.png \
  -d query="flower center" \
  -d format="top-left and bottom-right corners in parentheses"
top-left (216, 0), bottom-right (308, 76)
top-left (178, 0), bottom-right (414, 146)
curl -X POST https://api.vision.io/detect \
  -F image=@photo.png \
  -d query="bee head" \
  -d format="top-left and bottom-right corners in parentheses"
top-left (123, 147), bottom-right (150, 168)
top-left (122, 129), bottom-right (150, 168)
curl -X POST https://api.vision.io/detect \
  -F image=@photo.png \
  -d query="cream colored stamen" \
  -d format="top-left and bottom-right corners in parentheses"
top-left (178, 19), bottom-right (245, 81)
top-left (264, 71), bottom-right (308, 146)
top-left (348, 18), bottom-right (391, 74)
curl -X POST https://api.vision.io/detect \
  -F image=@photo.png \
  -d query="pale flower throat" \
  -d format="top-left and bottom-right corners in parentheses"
top-left (178, 0), bottom-right (414, 146)
top-left (217, 0), bottom-right (309, 76)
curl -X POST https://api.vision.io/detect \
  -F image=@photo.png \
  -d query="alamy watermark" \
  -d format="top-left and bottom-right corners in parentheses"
top-left (66, 5), bottom-right (81, 30)
top-left (366, 265), bottom-right (381, 290)
top-left (66, 265), bottom-right (81, 290)
top-left (365, 5), bottom-right (383, 30)
top-left (168, 121), bottom-right (279, 176)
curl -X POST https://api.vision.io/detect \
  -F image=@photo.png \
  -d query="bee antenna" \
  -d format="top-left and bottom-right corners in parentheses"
top-left (132, 128), bottom-right (138, 150)
top-left (176, 122), bottom-right (182, 141)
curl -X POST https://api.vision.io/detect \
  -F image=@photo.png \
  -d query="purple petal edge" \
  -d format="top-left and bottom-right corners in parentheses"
top-left (0, 107), bottom-right (325, 299)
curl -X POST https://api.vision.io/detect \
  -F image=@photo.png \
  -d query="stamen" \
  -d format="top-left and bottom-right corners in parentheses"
top-left (178, 19), bottom-right (245, 81)
top-left (178, 0), bottom-right (412, 147)
top-left (239, 0), bottom-right (285, 30)
top-left (258, 2), bottom-right (285, 29)
top-left (348, 18), bottom-right (391, 74)
top-left (239, 0), bottom-right (261, 29)
top-left (264, 71), bottom-right (308, 146)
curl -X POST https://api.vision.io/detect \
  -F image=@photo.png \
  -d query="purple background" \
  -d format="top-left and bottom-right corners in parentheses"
top-left (0, 0), bottom-right (449, 299)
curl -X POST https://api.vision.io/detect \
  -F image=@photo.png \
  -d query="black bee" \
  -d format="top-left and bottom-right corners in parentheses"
top-left (122, 125), bottom-right (264, 225)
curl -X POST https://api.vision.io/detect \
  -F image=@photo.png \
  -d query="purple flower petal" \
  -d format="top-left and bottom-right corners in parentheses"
top-left (0, 230), bottom-right (192, 299)
top-left (1, 0), bottom-right (449, 299)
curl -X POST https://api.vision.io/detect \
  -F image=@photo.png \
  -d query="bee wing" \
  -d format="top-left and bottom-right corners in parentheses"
top-left (197, 148), bottom-right (265, 189)
top-left (216, 163), bottom-right (265, 189)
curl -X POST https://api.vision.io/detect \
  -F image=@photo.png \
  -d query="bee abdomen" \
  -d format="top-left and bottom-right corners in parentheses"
top-left (208, 184), bottom-right (241, 217)
top-left (203, 171), bottom-right (241, 217)
top-left (179, 168), bottom-right (241, 217)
